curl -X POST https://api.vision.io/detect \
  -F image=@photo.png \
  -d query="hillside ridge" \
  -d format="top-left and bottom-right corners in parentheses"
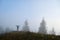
top-left (0, 31), bottom-right (60, 40)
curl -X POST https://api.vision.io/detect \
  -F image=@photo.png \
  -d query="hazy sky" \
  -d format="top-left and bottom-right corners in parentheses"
top-left (0, 0), bottom-right (60, 34)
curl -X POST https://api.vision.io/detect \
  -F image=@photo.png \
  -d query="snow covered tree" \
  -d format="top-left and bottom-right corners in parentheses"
top-left (5, 27), bottom-right (11, 33)
top-left (38, 18), bottom-right (47, 34)
top-left (51, 27), bottom-right (55, 35)
top-left (22, 20), bottom-right (29, 32)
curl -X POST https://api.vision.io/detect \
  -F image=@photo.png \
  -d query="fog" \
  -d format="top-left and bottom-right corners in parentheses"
top-left (0, 0), bottom-right (60, 35)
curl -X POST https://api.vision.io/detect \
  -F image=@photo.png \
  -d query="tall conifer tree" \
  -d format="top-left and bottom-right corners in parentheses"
top-left (22, 20), bottom-right (29, 32)
top-left (38, 18), bottom-right (47, 34)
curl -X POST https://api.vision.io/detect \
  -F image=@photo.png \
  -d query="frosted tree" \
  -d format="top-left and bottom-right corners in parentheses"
top-left (51, 27), bottom-right (55, 35)
top-left (22, 20), bottom-right (29, 32)
top-left (38, 18), bottom-right (47, 34)
top-left (5, 27), bottom-right (11, 33)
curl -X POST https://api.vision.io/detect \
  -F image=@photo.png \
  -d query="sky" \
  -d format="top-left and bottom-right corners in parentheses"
top-left (0, 0), bottom-right (60, 35)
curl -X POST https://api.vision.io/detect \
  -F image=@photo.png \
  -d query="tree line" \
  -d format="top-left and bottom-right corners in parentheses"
top-left (0, 18), bottom-right (55, 35)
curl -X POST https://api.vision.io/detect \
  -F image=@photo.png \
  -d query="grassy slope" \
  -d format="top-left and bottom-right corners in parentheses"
top-left (0, 31), bottom-right (60, 40)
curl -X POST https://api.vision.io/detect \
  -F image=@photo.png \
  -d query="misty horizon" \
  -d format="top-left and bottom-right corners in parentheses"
top-left (0, 0), bottom-right (60, 35)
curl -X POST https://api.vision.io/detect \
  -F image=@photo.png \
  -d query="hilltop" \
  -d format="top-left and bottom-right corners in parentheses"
top-left (0, 31), bottom-right (60, 40)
